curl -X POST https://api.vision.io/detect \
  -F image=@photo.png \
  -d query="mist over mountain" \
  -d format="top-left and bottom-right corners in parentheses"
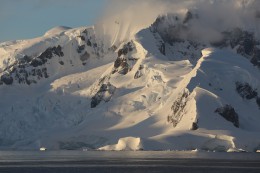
top-left (0, 0), bottom-right (259, 152)
top-left (96, 0), bottom-right (260, 46)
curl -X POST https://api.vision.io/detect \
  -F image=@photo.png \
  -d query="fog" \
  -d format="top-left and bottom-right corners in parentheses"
top-left (95, 0), bottom-right (260, 46)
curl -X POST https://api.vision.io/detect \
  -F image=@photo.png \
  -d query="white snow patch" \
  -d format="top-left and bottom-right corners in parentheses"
top-left (227, 148), bottom-right (246, 153)
top-left (201, 48), bottom-right (214, 57)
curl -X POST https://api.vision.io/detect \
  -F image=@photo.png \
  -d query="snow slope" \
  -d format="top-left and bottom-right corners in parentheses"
top-left (0, 15), bottom-right (260, 152)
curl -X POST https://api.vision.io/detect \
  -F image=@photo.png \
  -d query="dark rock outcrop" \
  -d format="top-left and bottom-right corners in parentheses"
top-left (134, 71), bottom-right (142, 79)
top-left (31, 46), bottom-right (64, 67)
top-left (256, 97), bottom-right (260, 108)
top-left (87, 39), bottom-right (92, 47)
top-left (113, 57), bottom-right (138, 75)
top-left (1, 74), bottom-right (13, 85)
top-left (251, 48), bottom-right (260, 67)
top-left (78, 35), bottom-right (86, 41)
top-left (155, 14), bottom-right (260, 68)
top-left (59, 61), bottom-right (64, 65)
top-left (80, 51), bottom-right (90, 65)
top-left (134, 65), bottom-right (144, 79)
top-left (114, 57), bottom-right (124, 69)
top-left (118, 41), bottom-right (134, 57)
top-left (112, 41), bottom-right (137, 75)
top-left (82, 29), bottom-right (88, 36)
top-left (168, 90), bottom-right (189, 127)
top-left (183, 11), bottom-right (193, 24)
top-left (108, 45), bottom-right (117, 52)
top-left (152, 13), bottom-right (200, 45)
top-left (151, 14), bottom-right (203, 64)
top-left (191, 122), bottom-right (199, 130)
top-left (215, 105), bottom-right (239, 128)
top-left (236, 82), bottom-right (258, 100)
top-left (77, 45), bottom-right (85, 54)
top-left (91, 82), bottom-right (116, 108)
top-left (152, 14), bottom-right (260, 68)
top-left (0, 46), bottom-right (64, 85)
top-left (159, 42), bottom-right (166, 55)
top-left (213, 28), bottom-right (255, 52)
top-left (21, 55), bottom-right (31, 63)
top-left (212, 28), bottom-right (260, 68)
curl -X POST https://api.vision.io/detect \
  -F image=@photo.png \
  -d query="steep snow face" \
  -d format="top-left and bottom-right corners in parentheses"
top-left (0, 19), bottom-right (260, 152)
top-left (187, 49), bottom-right (260, 131)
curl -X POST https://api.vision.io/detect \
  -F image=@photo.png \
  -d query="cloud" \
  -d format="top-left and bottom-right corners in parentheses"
top-left (95, 0), bottom-right (170, 46)
top-left (96, 0), bottom-right (260, 46)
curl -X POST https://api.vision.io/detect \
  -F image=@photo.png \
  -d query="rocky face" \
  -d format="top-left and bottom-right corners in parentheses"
top-left (183, 11), bottom-right (194, 24)
top-left (80, 51), bottom-right (90, 65)
top-left (89, 39), bottom-right (132, 104)
top-left (91, 82), bottom-right (116, 108)
top-left (134, 65), bottom-right (144, 79)
top-left (117, 41), bottom-right (134, 57)
top-left (86, 39), bottom-right (92, 47)
top-left (31, 46), bottom-right (64, 67)
top-left (150, 14), bottom-right (204, 64)
top-left (191, 122), bottom-right (199, 130)
top-left (251, 48), bottom-right (260, 67)
top-left (236, 82), bottom-right (258, 100)
top-left (153, 14), bottom-right (260, 68)
top-left (213, 28), bottom-right (260, 68)
top-left (77, 45), bottom-right (85, 54)
top-left (151, 14), bottom-right (186, 44)
top-left (0, 46), bottom-right (64, 85)
top-left (256, 97), bottom-right (260, 108)
top-left (0, 74), bottom-right (13, 85)
top-left (77, 35), bottom-right (85, 41)
top-left (108, 45), bottom-right (117, 52)
top-left (168, 90), bottom-right (190, 127)
top-left (235, 82), bottom-right (260, 109)
top-left (159, 42), bottom-right (166, 55)
top-left (112, 41), bottom-right (137, 75)
top-left (80, 28), bottom-right (104, 58)
top-left (215, 105), bottom-right (239, 128)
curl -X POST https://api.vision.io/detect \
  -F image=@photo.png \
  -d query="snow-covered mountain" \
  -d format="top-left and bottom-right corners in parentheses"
top-left (0, 10), bottom-right (260, 152)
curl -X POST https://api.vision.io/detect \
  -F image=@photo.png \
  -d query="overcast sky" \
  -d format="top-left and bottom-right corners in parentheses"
top-left (0, 0), bottom-right (107, 42)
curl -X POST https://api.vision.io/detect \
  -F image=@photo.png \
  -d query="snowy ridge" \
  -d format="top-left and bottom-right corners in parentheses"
top-left (0, 15), bottom-right (260, 152)
top-left (0, 26), bottom-right (109, 86)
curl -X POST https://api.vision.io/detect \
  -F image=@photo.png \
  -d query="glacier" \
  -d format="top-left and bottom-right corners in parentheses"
top-left (0, 11), bottom-right (260, 152)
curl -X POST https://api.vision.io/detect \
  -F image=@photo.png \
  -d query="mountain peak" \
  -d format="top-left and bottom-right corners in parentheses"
top-left (44, 26), bottom-right (72, 36)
